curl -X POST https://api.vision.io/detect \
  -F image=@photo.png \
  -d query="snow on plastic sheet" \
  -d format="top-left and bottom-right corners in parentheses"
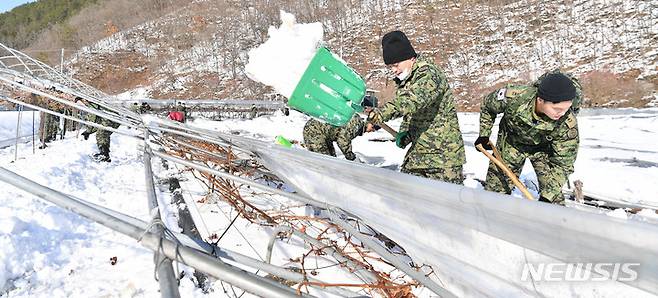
top-left (1, 107), bottom-right (658, 297)
top-left (244, 10), bottom-right (324, 98)
top-left (256, 139), bottom-right (658, 297)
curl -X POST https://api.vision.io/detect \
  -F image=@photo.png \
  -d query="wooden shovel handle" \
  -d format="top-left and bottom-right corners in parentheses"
top-left (476, 143), bottom-right (535, 201)
top-left (378, 122), bottom-right (398, 137)
top-left (362, 108), bottom-right (397, 137)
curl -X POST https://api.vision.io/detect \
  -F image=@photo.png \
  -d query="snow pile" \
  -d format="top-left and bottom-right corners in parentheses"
top-left (0, 131), bottom-right (170, 296)
top-left (245, 11), bottom-right (324, 98)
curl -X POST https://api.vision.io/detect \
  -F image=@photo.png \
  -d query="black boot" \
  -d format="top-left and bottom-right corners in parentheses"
top-left (95, 153), bottom-right (111, 162)
top-left (93, 145), bottom-right (111, 162)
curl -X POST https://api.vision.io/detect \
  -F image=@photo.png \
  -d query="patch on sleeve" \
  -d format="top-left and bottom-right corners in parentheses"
top-left (565, 113), bottom-right (577, 128)
top-left (496, 88), bottom-right (507, 101)
top-left (567, 128), bottom-right (578, 139)
top-left (505, 87), bottom-right (525, 98)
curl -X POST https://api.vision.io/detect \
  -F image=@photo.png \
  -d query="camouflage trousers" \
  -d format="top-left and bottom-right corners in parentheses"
top-left (84, 113), bottom-right (120, 151)
top-left (402, 165), bottom-right (464, 185)
top-left (96, 119), bottom-right (120, 150)
top-left (304, 138), bottom-right (337, 157)
top-left (40, 113), bottom-right (59, 143)
top-left (484, 133), bottom-right (566, 204)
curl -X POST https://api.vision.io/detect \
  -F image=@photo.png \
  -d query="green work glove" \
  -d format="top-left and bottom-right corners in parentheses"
top-left (275, 135), bottom-right (293, 148)
top-left (395, 131), bottom-right (409, 148)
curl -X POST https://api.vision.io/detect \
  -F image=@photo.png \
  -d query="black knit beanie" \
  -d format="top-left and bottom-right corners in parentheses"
top-left (382, 31), bottom-right (417, 65)
top-left (538, 73), bottom-right (576, 102)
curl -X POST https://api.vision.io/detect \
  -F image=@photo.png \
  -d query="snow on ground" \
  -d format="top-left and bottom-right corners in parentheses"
top-left (200, 108), bottom-right (658, 206)
top-left (0, 111), bottom-right (39, 142)
top-left (1, 108), bottom-right (657, 297)
top-left (0, 127), bottom-right (168, 297)
top-left (115, 87), bottom-right (152, 101)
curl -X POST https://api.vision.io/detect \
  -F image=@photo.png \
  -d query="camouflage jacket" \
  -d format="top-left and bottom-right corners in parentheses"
top-left (303, 113), bottom-right (365, 160)
top-left (129, 103), bottom-right (142, 113)
top-left (479, 85), bottom-right (580, 174)
top-left (86, 101), bottom-right (120, 128)
top-left (379, 55), bottom-right (465, 169)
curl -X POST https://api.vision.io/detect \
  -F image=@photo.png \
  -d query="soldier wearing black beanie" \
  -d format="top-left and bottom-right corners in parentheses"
top-left (367, 30), bottom-right (466, 185)
top-left (538, 73), bottom-right (577, 103)
top-left (475, 70), bottom-right (583, 205)
top-left (381, 31), bottom-right (417, 65)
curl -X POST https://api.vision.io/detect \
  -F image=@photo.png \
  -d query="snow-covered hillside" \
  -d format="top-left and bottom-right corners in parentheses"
top-left (1, 108), bottom-right (657, 297)
top-left (65, 0), bottom-right (657, 108)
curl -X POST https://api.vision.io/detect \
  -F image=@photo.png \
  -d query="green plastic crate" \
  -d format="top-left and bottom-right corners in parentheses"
top-left (288, 47), bottom-right (366, 127)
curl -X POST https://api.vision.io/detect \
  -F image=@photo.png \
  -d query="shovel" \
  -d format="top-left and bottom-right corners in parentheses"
top-left (288, 47), bottom-right (366, 127)
top-left (377, 122), bottom-right (398, 137)
top-left (476, 141), bottom-right (534, 201)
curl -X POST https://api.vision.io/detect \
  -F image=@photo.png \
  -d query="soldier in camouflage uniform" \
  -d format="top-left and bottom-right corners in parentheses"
top-left (79, 99), bottom-right (120, 162)
top-left (303, 112), bottom-right (366, 161)
top-left (129, 102), bottom-right (142, 113)
top-left (475, 71), bottom-right (582, 204)
top-left (39, 113), bottom-right (59, 143)
top-left (177, 102), bottom-right (188, 121)
top-left (35, 93), bottom-right (61, 149)
top-left (367, 31), bottom-right (465, 184)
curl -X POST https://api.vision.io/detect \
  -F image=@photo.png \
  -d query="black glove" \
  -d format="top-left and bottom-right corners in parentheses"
top-left (538, 196), bottom-right (552, 203)
top-left (474, 136), bottom-right (492, 150)
top-left (82, 131), bottom-right (90, 140)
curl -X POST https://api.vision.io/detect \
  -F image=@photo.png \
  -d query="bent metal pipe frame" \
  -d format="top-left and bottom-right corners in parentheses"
top-left (143, 135), bottom-right (180, 298)
top-left (151, 150), bottom-right (454, 296)
top-left (0, 167), bottom-right (311, 298)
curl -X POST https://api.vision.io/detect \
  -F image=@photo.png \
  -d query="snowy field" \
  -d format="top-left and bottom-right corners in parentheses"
top-left (1, 108), bottom-right (657, 297)
top-left (0, 111), bottom-right (39, 149)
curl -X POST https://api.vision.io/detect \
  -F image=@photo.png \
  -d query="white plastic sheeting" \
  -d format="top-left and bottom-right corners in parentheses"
top-left (239, 139), bottom-right (658, 297)
top-left (3, 39), bottom-right (658, 297)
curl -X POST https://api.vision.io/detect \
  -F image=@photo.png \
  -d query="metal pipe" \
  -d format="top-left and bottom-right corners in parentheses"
top-left (158, 121), bottom-right (255, 147)
top-left (14, 104), bottom-right (22, 161)
top-left (158, 141), bottom-right (454, 296)
top-left (0, 61), bottom-right (135, 118)
top-left (327, 208), bottom-right (456, 298)
top-left (151, 151), bottom-right (323, 208)
top-left (268, 226), bottom-right (379, 285)
top-left (31, 109), bottom-right (35, 154)
top-left (163, 137), bottom-right (271, 177)
top-left (149, 119), bottom-right (285, 158)
top-left (0, 94), bottom-right (142, 139)
top-left (265, 226), bottom-right (286, 265)
top-left (63, 191), bottom-right (362, 298)
top-left (116, 99), bottom-right (286, 107)
top-left (143, 139), bottom-right (181, 298)
top-left (0, 76), bottom-right (138, 127)
top-left (147, 124), bottom-right (253, 156)
top-left (0, 167), bottom-right (311, 298)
